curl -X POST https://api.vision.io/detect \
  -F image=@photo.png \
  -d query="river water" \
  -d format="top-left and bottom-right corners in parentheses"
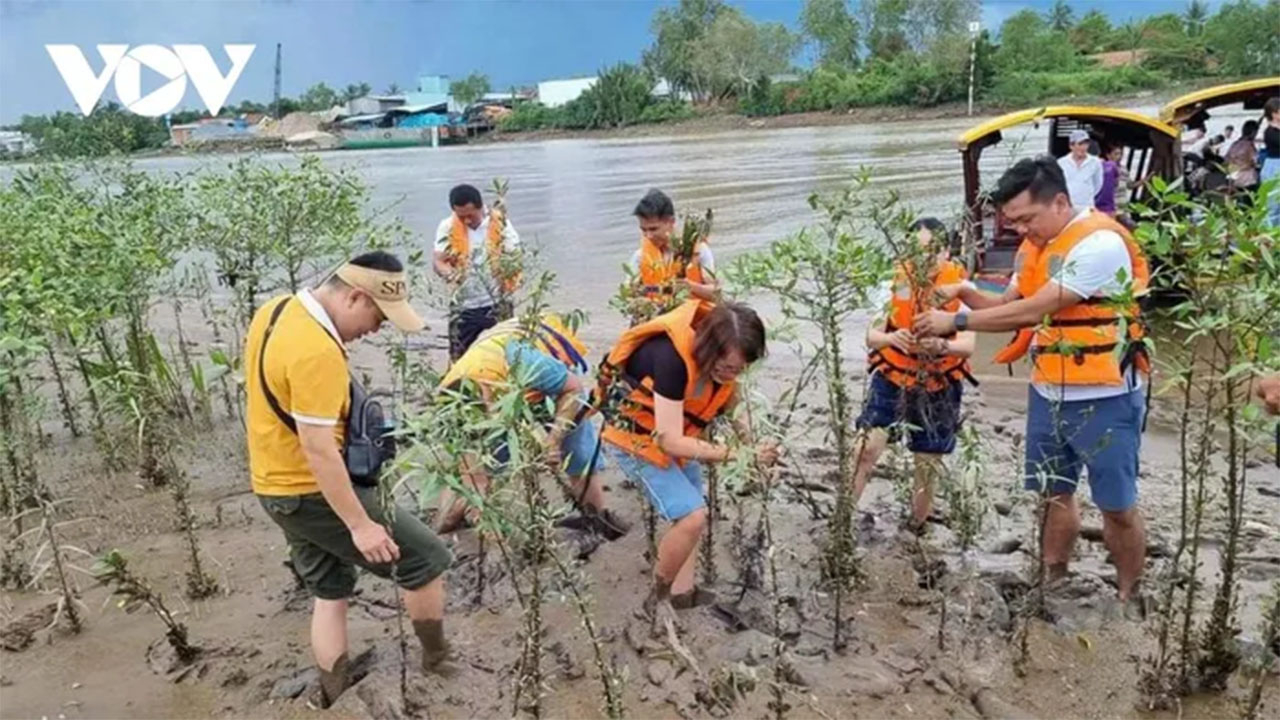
top-left (123, 97), bottom-right (1251, 352)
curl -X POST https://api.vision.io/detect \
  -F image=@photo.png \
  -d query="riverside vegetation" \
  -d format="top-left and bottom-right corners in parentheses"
top-left (1, 155), bottom-right (1278, 718)
top-left (7, 0), bottom-right (1278, 158)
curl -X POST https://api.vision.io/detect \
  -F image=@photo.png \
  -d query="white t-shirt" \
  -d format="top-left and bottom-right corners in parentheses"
top-left (1015, 208), bottom-right (1142, 402)
top-left (1057, 154), bottom-right (1103, 209)
top-left (434, 211), bottom-right (520, 311)
top-left (627, 243), bottom-right (716, 277)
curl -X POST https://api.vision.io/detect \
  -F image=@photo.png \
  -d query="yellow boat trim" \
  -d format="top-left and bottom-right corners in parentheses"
top-left (1158, 77), bottom-right (1280, 124)
top-left (958, 106), bottom-right (1179, 150)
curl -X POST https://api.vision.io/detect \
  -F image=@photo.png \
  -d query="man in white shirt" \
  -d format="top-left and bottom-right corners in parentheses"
top-left (914, 156), bottom-right (1148, 614)
top-left (1057, 129), bottom-right (1103, 209)
top-left (433, 184), bottom-right (521, 360)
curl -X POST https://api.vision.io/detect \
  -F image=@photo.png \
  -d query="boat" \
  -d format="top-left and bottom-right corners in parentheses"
top-left (958, 106), bottom-right (1180, 283)
top-left (1158, 76), bottom-right (1280, 127)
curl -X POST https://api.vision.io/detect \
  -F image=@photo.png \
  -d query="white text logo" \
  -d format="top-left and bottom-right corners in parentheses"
top-left (46, 44), bottom-right (255, 117)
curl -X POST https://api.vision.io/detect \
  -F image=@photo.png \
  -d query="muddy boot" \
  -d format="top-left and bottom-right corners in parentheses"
top-left (641, 580), bottom-right (682, 637)
top-left (309, 653), bottom-right (350, 709)
top-left (588, 508), bottom-right (632, 541)
top-left (671, 586), bottom-right (717, 610)
top-left (413, 619), bottom-right (461, 678)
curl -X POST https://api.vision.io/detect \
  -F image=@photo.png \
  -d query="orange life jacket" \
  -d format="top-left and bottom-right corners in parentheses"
top-left (599, 300), bottom-right (735, 469)
top-left (868, 260), bottom-right (976, 392)
top-left (447, 211), bottom-right (519, 293)
top-left (993, 211), bottom-right (1151, 386)
top-left (637, 236), bottom-right (707, 300)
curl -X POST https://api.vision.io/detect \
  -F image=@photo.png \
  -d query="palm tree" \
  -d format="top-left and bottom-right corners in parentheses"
top-left (1047, 0), bottom-right (1075, 32)
top-left (1184, 0), bottom-right (1208, 37)
top-left (385, 82), bottom-right (402, 95)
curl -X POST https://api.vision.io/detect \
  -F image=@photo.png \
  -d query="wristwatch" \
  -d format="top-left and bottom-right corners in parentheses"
top-left (954, 311), bottom-right (969, 332)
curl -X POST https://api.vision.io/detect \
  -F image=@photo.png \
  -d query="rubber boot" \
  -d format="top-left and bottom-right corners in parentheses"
top-left (413, 618), bottom-right (460, 677)
top-left (642, 579), bottom-right (680, 637)
top-left (311, 652), bottom-right (350, 709)
top-left (671, 586), bottom-right (717, 610)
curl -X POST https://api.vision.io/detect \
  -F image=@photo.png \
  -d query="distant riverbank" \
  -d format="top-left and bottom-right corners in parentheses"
top-left (474, 81), bottom-right (1221, 146)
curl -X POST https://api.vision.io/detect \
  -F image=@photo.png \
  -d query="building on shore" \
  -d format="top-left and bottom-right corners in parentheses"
top-left (0, 130), bottom-right (36, 155)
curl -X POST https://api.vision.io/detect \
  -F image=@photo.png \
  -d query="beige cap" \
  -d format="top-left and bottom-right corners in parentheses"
top-left (333, 263), bottom-right (426, 332)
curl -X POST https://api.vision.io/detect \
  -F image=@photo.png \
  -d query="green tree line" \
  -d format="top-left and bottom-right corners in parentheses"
top-left (505, 0), bottom-right (1278, 129)
top-left (8, 0), bottom-right (1277, 154)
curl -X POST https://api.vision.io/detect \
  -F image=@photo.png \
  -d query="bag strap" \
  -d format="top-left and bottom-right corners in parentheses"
top-left (257, 296), bottom-right (346, 435)
top-left (259, 298), bottom-right (298, 434)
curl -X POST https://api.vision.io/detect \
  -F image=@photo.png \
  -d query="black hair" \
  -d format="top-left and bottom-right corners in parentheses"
top-left (1243, 119), bottom-right (1260, 137)
top-left (991, 156), bottom-right (1068, 206)
top-left (349, 250), bottom-right (403, 272)
top-left (909, 217), bottom-right (947, 236)
top-left (1265, 97), bottom-right (1280, 122)
top-left (449, 183), bottom-right (483, 209)
top-left (1225, 124), bottom-right (1234, 133)
top-left (633, 188), bottom-right (675, 220)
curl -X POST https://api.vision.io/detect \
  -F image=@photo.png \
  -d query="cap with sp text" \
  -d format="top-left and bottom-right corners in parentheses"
top-left (333, 263), bottom-right (425, 332)
top-left (1068, 129), bottom-right (1090, 145)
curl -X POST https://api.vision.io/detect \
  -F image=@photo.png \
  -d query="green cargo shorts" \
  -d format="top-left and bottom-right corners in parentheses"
top-left (258, 485), bottom-right (452, 600)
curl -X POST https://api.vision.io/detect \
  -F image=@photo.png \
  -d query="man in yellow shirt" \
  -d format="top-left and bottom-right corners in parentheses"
top-left (246, 251), bottom-right (454, 707)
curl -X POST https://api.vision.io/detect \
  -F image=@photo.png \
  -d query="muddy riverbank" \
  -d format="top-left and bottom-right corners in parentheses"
top-left (2, 306), bottom-right (1278, 719)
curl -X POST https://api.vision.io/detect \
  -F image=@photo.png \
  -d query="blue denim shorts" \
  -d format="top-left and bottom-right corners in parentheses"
top-left (493, 417), bottom-right (604, 478)
top-left (605, 446), bottom-right (704, 521)
top-left (1024, 387), bottom-right (1144, 512)
top-left (856, 371), bottom-right (963, 454)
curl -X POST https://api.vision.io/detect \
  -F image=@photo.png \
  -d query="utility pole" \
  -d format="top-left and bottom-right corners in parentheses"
top-left (967, 21), bottom-right (980, 116)
top-left (272, 43), bottom-right (282, 119)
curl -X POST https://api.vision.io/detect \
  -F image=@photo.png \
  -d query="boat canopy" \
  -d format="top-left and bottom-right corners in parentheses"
top-left (1158, 77), bottom-right (1280, 126)
top-left (959, 105), bottom-right (1178, 153)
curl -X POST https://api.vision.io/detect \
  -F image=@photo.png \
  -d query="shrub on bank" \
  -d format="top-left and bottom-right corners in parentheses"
top-left (987, 65), bottom-right (1166, 108)
top-left (741, 63), bottom-right (1169, 117)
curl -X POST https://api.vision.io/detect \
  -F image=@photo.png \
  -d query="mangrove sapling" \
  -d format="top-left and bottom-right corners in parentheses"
top-left (1130, 179), bottom-right (1280, 696)
top-left (727, 174), bottom-right (894, 651)
top-left (939, 424), bottom-right (991, 652)
top-left (1242, 580), bottom-right (1280, 720)
top-left (730, 386), bottom-right (795, 720)
top-left (32, 498), bottom-right (90, 634)
top-left (94, 549), bottom-right (199, 663)
top-left (45, 341), bottom-right (81, 438)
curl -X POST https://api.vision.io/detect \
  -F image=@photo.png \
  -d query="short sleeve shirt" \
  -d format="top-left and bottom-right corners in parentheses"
top-left (504, 340), bottom-right (570, 396)
top-left (435, 211), bottom-right (521, 311)
top-left (625, 335), bottom-right (690, 399)
top-left (245, 290), bottom-right (349, 496)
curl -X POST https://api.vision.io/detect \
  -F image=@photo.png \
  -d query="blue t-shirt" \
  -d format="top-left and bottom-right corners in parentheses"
top-left (505, 340), bottom-right (570, 396)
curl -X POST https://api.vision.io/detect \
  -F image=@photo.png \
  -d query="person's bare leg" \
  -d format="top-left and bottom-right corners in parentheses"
top-left (646, 509), bottom-right (707, 628)
top-left (436, 457), bottom-right (489, 532)
top-left (850, 428), bottom-right (889, 505)
top-left (311, 598), bottom-right (350, 705)
top-left (911, 452), bottom-right (942, 528)
top-left (1041, 493), bottom-right (1081, 581)
top-left (569, 471), bottom-right (606, 512)
top-left (672, 535), bottom-right (701, 596)
top-left (1101, 507), bottom-right (1146, 602)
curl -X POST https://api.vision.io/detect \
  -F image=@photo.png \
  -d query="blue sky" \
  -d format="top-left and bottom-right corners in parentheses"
top-left (0, 0), bottom-right (1204, 123)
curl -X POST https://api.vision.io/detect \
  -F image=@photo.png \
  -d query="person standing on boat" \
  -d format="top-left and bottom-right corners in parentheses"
top-left (1057, 130), bottom-right (1103, 209)
top-left (434, 184), bottom-right (522, 360)
top-left (914, 157), bottom-right (1151, 615)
